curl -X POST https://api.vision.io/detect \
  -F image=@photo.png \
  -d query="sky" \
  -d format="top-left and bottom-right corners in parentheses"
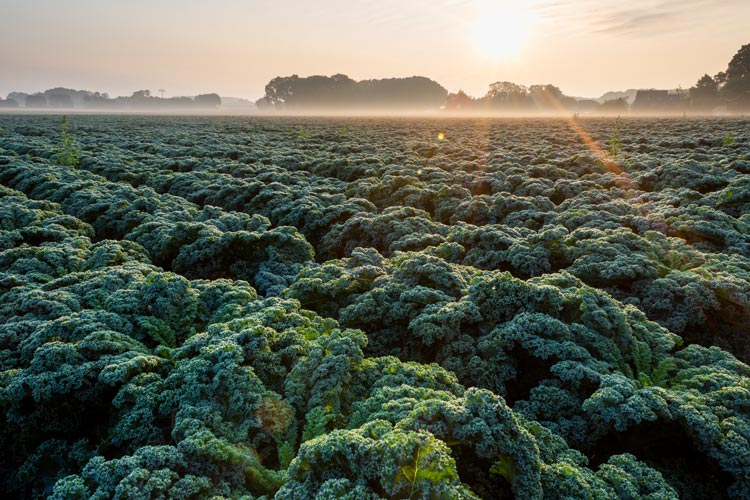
top-left (1, 0), bottom-right (748, 101)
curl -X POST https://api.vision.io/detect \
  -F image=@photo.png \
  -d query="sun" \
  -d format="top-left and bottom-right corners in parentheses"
top-left (468, 1), bottom-right (537, 62)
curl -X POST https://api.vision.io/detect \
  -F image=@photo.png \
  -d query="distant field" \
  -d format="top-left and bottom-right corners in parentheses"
top-left (1, 115), bottom-right (749, 499)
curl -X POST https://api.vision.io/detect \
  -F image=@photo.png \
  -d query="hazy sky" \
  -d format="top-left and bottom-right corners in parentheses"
top-left (1, 0), bottom-right (748, 100)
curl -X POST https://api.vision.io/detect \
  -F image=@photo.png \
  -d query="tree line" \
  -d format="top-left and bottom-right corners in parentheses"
top-left (690, 43), bottom-right (750, 110)
top-left (2, 43), bottom-right (748, 113)
top-left (255, 74), bottom-right (449, 111)
top-left (255, 43), bottom-right (750, 113)
top-left (0, 88), bottom-right (221, 109)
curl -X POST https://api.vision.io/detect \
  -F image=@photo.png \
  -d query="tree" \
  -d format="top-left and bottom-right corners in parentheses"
top-left (7, 91), bottom-right (28, 106)
top-left (724, 44), bottom-right (750, 83)
top-left (48, 94), bottom-right (74, 108)
top-left (193, 93), bottom-right (222, 107)
top-left (714, 71), bottom-right (727, 87)
top-left (132, 89), bottom-right (151, 98)
top-left (689, 74), bottom-right (719, 110)
top-left (446, 90), bottom-right (473, 111)
top-left (256, 74), bottom-right (446, 111)
top-left (601, 97), bottom-right (629, 112)
top-left (83, 92), bottom-right (111, 108)
top-left (25, 94), bottom-right (47, 107)
top-left (718, 43), bottom-right (750, 108)
top-left (357, 76), bottom-right (447, 109)
top-left (255, 96), bottom-right (274, 110)
top-left (483, 81), bottom-right (532, 110)
top-left (260, 74), bottom-right (300, 109)
top-left (528, 84), bottom-right (575, 111)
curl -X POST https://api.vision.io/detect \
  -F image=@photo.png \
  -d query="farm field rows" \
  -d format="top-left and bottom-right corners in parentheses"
top-left (1, 115), bottom-right (750, 499)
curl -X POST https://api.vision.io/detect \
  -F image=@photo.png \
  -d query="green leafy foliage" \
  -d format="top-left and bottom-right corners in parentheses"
top-left (0, 115), bottom-right (749, 499)
top-left (55, 116), bottom-right (80, 167)
top-left (607, 117), bottom-right (623, 160)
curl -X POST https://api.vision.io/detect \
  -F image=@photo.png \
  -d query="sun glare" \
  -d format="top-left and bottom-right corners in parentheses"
top-left (469, 0), bottom-right (537, 62)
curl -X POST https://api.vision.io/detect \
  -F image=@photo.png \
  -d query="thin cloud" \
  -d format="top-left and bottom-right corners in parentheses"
top-left (534, 0), bottom-right (748, 37)
top-left (592, 9), bottom-right (686, 36)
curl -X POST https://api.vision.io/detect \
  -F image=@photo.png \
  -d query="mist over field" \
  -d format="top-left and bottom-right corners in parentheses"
top-left (3, 40), bottom-right (749, 116)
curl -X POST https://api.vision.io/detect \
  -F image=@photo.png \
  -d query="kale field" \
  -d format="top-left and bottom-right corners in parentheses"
top-left (2, 115), bottom-right (750, 499)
